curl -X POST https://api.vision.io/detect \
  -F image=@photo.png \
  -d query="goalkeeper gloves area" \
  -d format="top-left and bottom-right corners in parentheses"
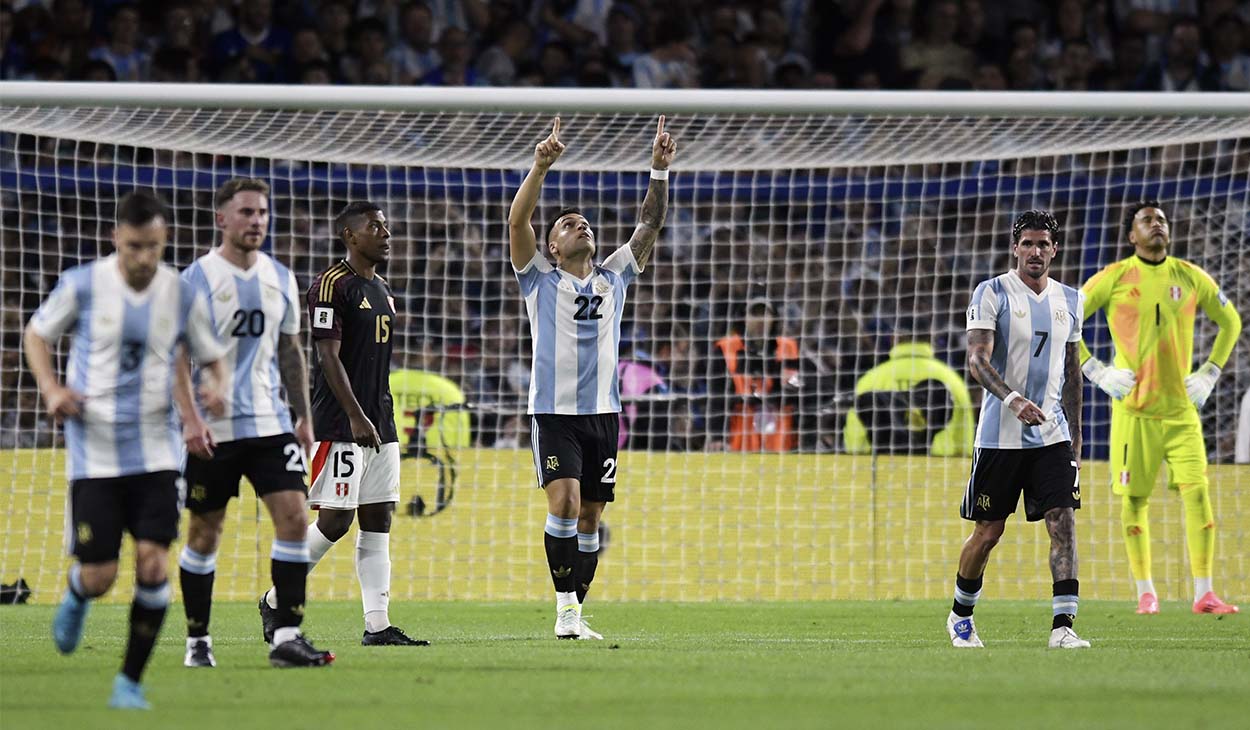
top-left (1184, 362), bottom-right (1221, 408)
top-left (1081, 357), bottom-right (1136, 400)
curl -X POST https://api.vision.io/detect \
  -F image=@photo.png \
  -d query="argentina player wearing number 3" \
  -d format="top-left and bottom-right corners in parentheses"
top-left (946, 211), bottom-right (1090, 650)
top-left (509, 115), bottom-right (677, 639)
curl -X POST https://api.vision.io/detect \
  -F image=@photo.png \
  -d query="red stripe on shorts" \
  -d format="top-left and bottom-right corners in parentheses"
top-left (310, 441), bottom-right (332, 483)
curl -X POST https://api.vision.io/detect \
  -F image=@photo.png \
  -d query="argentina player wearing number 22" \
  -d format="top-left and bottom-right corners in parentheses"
top-left (508, 115), bottom-right (678, 639)
top-left (947, 210), bottom-right (1091, 650)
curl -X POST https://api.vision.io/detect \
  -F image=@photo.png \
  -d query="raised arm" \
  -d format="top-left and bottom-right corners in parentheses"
top-left (967, 329), bottom-right (1047, 426)
top-left (508, 116), bottom-right (566, 270)
top-left (627, 115), bottom-right (678, 269)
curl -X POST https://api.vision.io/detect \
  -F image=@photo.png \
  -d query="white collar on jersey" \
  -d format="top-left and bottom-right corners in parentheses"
top-left (1007, 269), bottom-right (1055, 302)
top-left (209, 247), bottom-right (265, 278)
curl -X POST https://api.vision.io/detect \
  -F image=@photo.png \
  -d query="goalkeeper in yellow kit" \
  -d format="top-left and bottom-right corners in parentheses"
top-left (1080, 201), bottom-right (1242, 615)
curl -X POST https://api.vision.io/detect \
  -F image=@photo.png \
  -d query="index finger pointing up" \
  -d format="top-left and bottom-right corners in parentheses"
top-left (656, 114), bottom-right (665, 137)
top-left (552, 116), bottom-right (561, 140)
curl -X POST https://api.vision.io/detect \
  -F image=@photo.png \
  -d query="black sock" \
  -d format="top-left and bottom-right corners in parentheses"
top-left (271, 558), bottom-right (307, 629)
top-left (123, 581), bottom-right (169, 683)
top-left (952, 573), bottom-right (983, 618)
top-left (179, 568), bottom-right (214, 638)
top-left (1052, 578), bottom-right (1079, 630)
top-left (575, 549), bottom-right (599, 604)
top-left (544, 533), bottom-right (578, 594)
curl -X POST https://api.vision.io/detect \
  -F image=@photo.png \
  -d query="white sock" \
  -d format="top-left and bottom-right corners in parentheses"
top-left (267, 523), bottom-right (337, 609)
top-left (356, 530), bottom-right (391, 633)
top-left (1136, 579), bottom-right (1157, 598)
top-left (556, 591), bottom-right (578, 610)
top-left (1194, 576), bottom-right (1213, 599)
top-left (187, 635), bottom-right (211, 648)
top-left (272, 626), bottom-right (301, 647)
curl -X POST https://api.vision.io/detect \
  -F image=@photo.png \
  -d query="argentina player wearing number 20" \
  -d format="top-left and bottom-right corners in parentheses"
top-left (177, 178), bottom-right (334, 669)
top-left (508, 115), bottom-right (677, 639)
top-left (947, 210), bottom-right (1090, 650)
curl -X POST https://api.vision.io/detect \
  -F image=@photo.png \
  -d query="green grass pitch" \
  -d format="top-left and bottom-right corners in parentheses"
top-left (1, 600), bottom-right (1247, 729)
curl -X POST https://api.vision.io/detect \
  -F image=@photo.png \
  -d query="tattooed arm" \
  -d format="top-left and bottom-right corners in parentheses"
top-left (1062, 341), bottom-right (1082, 466)
top-left (278, 332), bottom-right (315, 456)
top-left (628, 115), bottom-right (677, 268)
top-left (967, 329), bottom-right (1047, 426)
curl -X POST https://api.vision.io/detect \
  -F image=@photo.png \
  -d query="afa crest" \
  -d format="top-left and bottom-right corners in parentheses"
top-left (76, 523), bottom-right (93, 545)
top-left (545, 455), bottom-right (560, 471)
top-left (975, 494), bottom-right (992, 511)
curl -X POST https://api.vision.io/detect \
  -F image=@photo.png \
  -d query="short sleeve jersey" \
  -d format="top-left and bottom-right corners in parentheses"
top-left (513, 245), bottom-right (642, 415)
top-left (29, 256), bottom-right (225, 480)
top-left (181, 249), bottom-right (301, 442)
top-left (966, 271), bottom-right (1084, 449)
top-left (1081, 255), bottom-right (1240, 418)
top-left (307, 260), bottom-right (398, 443)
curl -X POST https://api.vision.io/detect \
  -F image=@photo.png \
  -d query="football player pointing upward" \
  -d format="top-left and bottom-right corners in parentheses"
top-left (508, 116), bottom-right (677, 639)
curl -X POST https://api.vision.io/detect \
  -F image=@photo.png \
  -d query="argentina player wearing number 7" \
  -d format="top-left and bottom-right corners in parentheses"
top-left (24, 191), bottom-right (227, 709)
top-left (509, 115), bottom-right (677, 639)
top-left (947, 210), bottom-right (1090, 650)
top-left (177, 178), bottom-right (334, 669)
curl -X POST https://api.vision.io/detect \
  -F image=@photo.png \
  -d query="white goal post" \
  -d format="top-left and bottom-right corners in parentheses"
top-left (1, 84), bottom-right (1247, 605)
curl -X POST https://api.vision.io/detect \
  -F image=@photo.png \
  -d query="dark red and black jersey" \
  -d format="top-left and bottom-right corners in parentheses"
top-left (307, 260), bottom-right (398, 444)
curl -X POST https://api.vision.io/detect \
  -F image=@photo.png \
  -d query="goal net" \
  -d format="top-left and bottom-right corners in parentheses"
top-left (1, 86), bottom-right (1247, 605)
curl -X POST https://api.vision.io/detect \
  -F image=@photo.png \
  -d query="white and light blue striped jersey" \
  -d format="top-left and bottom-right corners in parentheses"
top-left (514, 246), bottom-right (642, 415)
top-left (28, 256), bottom-right (225, 481)
top-left (181, 249), bottom-right (301, 443)
top-left (966, 271), bottom-right (1084, 449)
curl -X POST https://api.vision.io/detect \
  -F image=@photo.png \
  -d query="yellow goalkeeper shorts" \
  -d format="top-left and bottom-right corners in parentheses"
top-left (1109, 404), bottom-right (1208, 497)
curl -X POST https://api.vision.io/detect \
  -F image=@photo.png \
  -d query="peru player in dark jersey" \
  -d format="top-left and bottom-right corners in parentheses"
top-left (260, 202), bottom-right (425, 646)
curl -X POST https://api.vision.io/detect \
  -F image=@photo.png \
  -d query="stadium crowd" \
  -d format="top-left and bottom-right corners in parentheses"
top-left (2, 0), bottom-right (1250, 91)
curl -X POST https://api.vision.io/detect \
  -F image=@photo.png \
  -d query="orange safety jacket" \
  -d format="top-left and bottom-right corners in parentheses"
top-left (715, 334), bottom-right (799, 452)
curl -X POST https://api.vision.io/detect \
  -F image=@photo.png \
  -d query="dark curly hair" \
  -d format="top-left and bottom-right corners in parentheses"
top-left (1122, 200), bottom-right (1164, 241)
top-left (1011, 209), bottom-right (1061, 245)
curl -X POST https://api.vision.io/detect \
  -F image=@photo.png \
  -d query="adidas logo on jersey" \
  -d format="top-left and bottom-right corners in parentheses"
top-left (359, 298), bottom-right (372, 309)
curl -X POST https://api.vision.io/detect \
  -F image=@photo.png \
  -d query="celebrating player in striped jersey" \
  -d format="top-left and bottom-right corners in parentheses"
top-left (1079, 201), bottom-right (1242, 615)
top-left (24, 191), bottom-right (227, 709)
top-left (177, 178), bottom-right (334, 669)
top-left (260, 202), bottom-right (426, 646)
top-left (508, 115), bottom-right (677, 639)
top-left (947, 210), bottom-right (1090, 650)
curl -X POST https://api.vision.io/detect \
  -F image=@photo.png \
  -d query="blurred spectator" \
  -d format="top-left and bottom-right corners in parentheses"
top-left (538, 0), bottom-right (611, 47)
top-left (151, 46), bottom-right (200, 83)
top-left (1106, 34), bottom-right (1148, 89)
top-left (160, 4), bottom-right (199, 54)
top-left (88, 3), bottom-right (148, 81)
top-left (617, 344), bottom-right (670, 451)
top-left (422, 26), bottom-right (481, 85)
top-left (1052, 39), bottom-right (1102, 90)
top-left (605, 4), bottom-right (642, 85)
top-left (80, 58), bottom-right (119, 82)
top-left (537, 41), bottom-right (575, 86)
top-left (1135, 16), bottom-right (1218, 91)
top-left (899, 0), bottom-right (973, 89)
top-left (341, 16), bottom-right (391, 84)
top-left (632, 14), bottom-right (698, 88)
top-left (477, 17), bottom-right (532, 86)
top-left (842, 333), bottom-right (974, 456)
top-left (317, 0), bottom-right (354, 74)
top-left (297, 59), bottom-right (334, 85)
top-left (390, 1), bottom-right (440, 84)
top-left (706, 298), bottom-right (803, 453)
top-left (1208, 14), bottom-right (1250, 91)
top-left (290, 26), bottom-right (330, 74)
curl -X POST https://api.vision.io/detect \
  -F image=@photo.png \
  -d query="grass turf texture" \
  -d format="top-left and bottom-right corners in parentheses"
top-left (1, 600), bottom-right (1246, 729)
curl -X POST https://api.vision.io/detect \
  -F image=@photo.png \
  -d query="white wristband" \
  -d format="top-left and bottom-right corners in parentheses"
top-left (650, 167), bottom-right (669, 180)
top-left (1003, 391), bottom-right (1022, 407)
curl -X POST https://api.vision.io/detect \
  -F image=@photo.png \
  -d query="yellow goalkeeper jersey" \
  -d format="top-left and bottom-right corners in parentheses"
top-left (1079, 255), bottom-right (1241, 418)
